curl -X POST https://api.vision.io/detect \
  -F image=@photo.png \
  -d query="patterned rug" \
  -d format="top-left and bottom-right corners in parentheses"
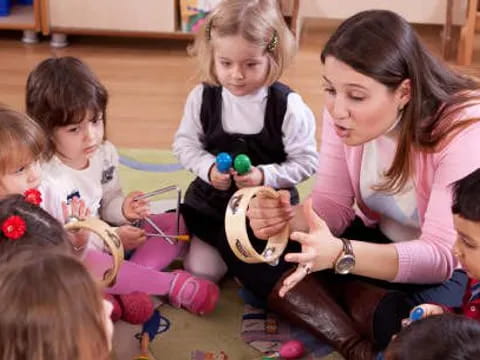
top-left (113, 149), bottom-right (343, 360)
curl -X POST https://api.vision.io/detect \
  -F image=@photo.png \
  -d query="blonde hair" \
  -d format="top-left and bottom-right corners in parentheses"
top-left (0, 106), bottom-right (46, 175)
top-left (0, 248), bottom-right (110, 360)
top-left (189, 0), bottom-right (296, 86)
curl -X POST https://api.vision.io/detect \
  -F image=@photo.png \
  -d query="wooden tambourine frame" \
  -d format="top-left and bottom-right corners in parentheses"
top-left (65, 217), bottom-right (124, 287)
top-left (225, 186), bottom-right (290, 264)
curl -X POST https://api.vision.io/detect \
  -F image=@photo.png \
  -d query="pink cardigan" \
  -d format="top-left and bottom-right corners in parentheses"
top-left (312, 108), bottom-right (480, 283)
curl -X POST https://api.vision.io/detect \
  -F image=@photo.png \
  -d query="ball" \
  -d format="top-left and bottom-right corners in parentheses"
top-left (234, 154), bottom-right (251, 175)
top-left (216, 152), bottom-right (232, 173)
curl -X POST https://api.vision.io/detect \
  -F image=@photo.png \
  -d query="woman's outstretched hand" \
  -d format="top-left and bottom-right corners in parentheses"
top-left (247, 189), bottom-right (294, 240)
top-left (279, 198), bottom-right (342, 297)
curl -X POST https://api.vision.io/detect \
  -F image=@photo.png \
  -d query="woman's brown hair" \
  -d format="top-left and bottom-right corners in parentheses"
top-left (26, 56), bottom-right (108, 159)
top-left (321, 10), bottom-right (480, 193)
top-left (0, 248), bottom-right (110, 360)
top-left (0, 106), bottom-right (46, 175)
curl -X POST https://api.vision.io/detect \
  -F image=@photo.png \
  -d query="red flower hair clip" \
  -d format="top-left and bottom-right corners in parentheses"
top-left (1, 215), bottom-right (26, 240)
top-left (24, 189), bottom-right (42, 206)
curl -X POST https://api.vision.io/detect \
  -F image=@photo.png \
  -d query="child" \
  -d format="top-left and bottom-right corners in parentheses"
top-left (0, 247), bottom-right (113, 360)
top-left (23, 58), bottom-right (218, 315)
top-left (384, 314), bottom-right (480, 360)
top-left (0, 107), bottom-right (44, 198)
top-left (406, 168), bottom-right (480, 321)
top-left (0, 194), bottom-right (71, 252)
top-left (173, 0), bottom-right (318, 288)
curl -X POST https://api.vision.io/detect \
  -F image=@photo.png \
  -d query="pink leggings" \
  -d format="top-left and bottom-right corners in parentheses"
top-left (84, 212), bottom-right (186, 295)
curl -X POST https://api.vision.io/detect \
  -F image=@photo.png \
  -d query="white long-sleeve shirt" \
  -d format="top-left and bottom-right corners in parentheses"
top-left (173, 84), bottom-right (318, 188)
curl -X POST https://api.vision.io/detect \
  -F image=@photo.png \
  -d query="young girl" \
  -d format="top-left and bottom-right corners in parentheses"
top-left (10, 62), bottom-right (218, 314)
top-left (0, 247), bottom-right (113, 360)
top-left (0, 107), bottom-right (44, 198)
top-left (0, 194), bottom-right (71, 252)
top-left (0, 107), bottom-right (217, 315)
top-left (0, 192), bottom-right (112, 358)
top-left (173, 0), bottom-right (318, 283)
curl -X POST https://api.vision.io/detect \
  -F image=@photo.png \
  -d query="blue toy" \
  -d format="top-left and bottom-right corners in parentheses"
top-left (410, 307), bottom-right (424, 322)
top-left (216, 152), bottom-right (232, 173)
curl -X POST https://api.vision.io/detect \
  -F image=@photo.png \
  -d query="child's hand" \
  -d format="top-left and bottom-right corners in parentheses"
top-left (122, 191), bottom-right (150, 221)
top-left (62, 197), bottom-right (91, 253)
top-left (62, 197), bottom-right (91, 222)
top-left (68, 230), bottom-right (90, 254)
top-left (209, 164), bottom-right (232, 191)
top-left (401, 304), bottom-right (445, 327)
top-left (116, 224), bottom-right (146, 251)
top-left (232, 166), bottom-right (263, 188)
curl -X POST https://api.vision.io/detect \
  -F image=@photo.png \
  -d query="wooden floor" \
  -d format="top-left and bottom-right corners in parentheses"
top-left (1, 20), bottom-right (480, 149)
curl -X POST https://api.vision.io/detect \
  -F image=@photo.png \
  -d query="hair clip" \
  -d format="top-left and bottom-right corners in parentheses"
top-left (1, 215), bottom-right (26, 240)
top-left (205, 20), bottom-right (213, 41)
top-left (267, 31), bottom-right (278, 53)
top-left (24, 188), bottom-right (42, 206)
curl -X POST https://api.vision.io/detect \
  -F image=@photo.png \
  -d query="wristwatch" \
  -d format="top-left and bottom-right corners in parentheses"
top-left (334, 238), bottom-right (356, 275)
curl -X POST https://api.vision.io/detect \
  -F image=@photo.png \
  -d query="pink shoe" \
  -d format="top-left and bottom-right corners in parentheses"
top-left (168, 270), bottom-right (219, 315)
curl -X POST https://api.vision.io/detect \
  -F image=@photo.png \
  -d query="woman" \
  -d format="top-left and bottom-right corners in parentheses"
top-left (247, 9), bottom-right (480, 360)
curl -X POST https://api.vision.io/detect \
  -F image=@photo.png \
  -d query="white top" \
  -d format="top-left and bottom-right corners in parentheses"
top-left (173, 84), bottom-right (318, 188)
top-left (41, 141), bottom-right (126, 249)
top-left (360, 131), bottom-right (421, 242)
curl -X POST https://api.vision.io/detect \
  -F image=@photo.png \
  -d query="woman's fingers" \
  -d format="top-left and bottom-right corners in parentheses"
top-left (278, 263), bottom-right (313, 297)
top-left (284, 250), bottom-right (317, 264)
top-left (289, 231), bottom-right (316, 247)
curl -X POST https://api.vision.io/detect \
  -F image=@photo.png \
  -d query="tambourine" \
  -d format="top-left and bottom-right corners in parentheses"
top-left (65, 217), bottom-right (124, 287)
top-left (225, 186), bottom-right (290, 264)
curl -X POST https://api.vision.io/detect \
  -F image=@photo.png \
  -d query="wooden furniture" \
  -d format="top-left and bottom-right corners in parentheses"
top-left (41, 0), bottom-right (191, 40)
top-left (294, 0), bottom-right (472, 64)
top-left (456, 0), bottom-right (479, 65)
top-left (40, 0), bottom-right (300, 46)
top-left (0, 0), bottom-right (42, 42)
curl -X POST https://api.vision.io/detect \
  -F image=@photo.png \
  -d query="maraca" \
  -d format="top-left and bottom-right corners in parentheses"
top-left (216, 152), bottom-right (232, 173)
top-left (260, 340), bottom-right (305, 359)
top-left (410, 307), bottom-right (424, 321)
top-left (234, 154), bottom-right (252, 175)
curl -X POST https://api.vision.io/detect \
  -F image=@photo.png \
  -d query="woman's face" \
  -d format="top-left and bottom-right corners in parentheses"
top-left (322, 56), bottom-right (411, 146)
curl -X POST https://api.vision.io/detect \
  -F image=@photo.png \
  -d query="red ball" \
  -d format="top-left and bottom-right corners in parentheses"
top-left (118, 292), bottom-right (154, 324)
top-left (104, 294), bottom-right (122, 322)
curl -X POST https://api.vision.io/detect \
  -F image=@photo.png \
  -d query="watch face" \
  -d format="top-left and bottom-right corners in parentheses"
top-left (335, 255), bottom-right (356, 275)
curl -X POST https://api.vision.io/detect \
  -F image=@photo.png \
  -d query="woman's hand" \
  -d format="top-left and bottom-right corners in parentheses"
top-left (209, 164), bottom-right (232, 191)
top-left (279, 199), bottom-right (343, 297)
top-left (232, 166), bottom-right (263, 188)
top-left (247, 190), bottom-right (294, 240)
top-left (122, 191), bottom-right (150, 221)
top-left (117, 224), bottom-right (146, 251)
